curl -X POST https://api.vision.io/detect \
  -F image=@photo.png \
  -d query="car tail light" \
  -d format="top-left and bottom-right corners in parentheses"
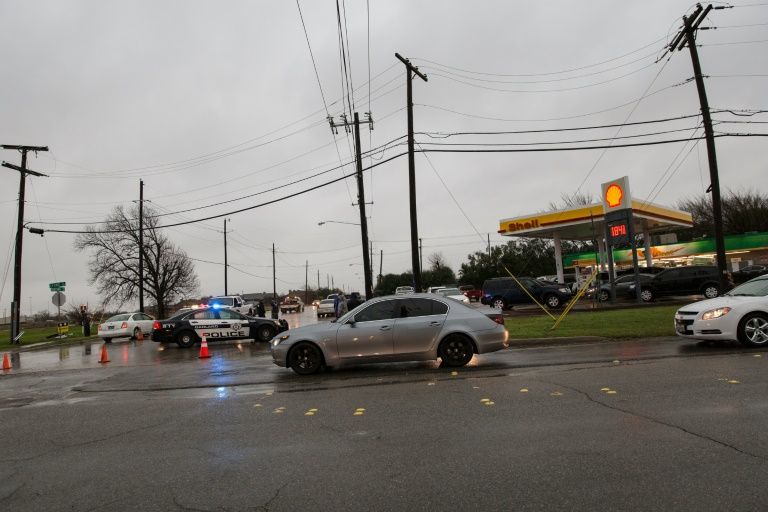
top-left (121, 322), bottom-right (128, 329)
top-left (153, 321), bottom-right (161, 331)
top-left (487, 313), bottom-right (504, 325)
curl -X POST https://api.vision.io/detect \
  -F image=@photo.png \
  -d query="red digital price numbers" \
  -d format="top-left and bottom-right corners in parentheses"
top-left (610, 224), bottom-right (628, 237)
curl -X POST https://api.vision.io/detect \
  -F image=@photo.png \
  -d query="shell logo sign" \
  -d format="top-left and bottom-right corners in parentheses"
top-left (601, 176), bottom-right (631, 212)
top-left (605, 184), bottom-right (624, 208)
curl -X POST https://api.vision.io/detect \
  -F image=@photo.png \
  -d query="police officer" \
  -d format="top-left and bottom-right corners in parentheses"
top-left (270, 298), bottom-right (279, 320)
top-left (256, 300), bottom-right (266, 318)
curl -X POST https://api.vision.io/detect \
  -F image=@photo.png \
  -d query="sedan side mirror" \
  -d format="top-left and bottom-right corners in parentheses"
top-left (347, 317), bottom-right (357, 327)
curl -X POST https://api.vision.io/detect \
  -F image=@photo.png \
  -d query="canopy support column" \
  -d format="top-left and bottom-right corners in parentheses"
top-left (553, 233), bottom-right (564, 284)
top-left (643, 222), bottom-right (653, 267)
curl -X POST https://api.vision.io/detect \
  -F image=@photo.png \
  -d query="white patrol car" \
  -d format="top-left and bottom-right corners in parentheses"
top-left (151, 306), bottom-right (288, 348)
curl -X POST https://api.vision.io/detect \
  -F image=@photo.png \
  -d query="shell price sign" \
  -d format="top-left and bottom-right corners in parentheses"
top-left (601, 176), bottom-right (632, 212)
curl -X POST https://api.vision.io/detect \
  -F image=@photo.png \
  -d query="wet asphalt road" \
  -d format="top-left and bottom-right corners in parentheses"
top-left (1, 307), bottom-right (768, 511)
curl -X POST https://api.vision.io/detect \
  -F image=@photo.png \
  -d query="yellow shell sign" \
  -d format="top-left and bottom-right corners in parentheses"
top-left (605, 184), bottom-right (623, 208)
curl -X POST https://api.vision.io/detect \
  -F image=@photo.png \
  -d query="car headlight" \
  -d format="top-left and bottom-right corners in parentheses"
top-left (558, 288), bottom-right (570, 294)
top-left (272, 334), bottom-right (290, 347)
top-left (701, 307), bottom-right (731, 321)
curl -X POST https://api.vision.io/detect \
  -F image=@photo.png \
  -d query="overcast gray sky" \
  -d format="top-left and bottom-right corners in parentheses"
top-left (1, 0), bottom-right (766, 316)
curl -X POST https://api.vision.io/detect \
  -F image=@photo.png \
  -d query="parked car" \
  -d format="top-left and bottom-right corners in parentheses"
top-left (436, 287), bottom-right (470, 304)
top-left (395, 286), bottom-right (415, 295)
top-left (459, 285), bottom-right (483, 302)
top-left (674, 274), bottom-right (768, 346)
top-left (316, 299), bottom-right (336, 318)
top-left (426, 286), bottom-right (447, 294)
top-left (733, 264), bottom-right (768, 284)
top-left (151, 306), bottom-right (288, 348)
top-left (98, 312), bottom-right (155, 342)
top-left (591, 273), bottom-right (655, 302)
top-left (209, 295), bottom-right (255, 316)
top-left (271, 294), bottom-right (508, 375)
top-left (635, 265), bottom-right (722, 302)
top-left (346, 292), bottom-right (365, 310)
top-left (311, 299), bottom-right (321, 308)
top-left (481, 276), bottom-right (572, 310)
top-left (280, 297), bottom-right (304, 314)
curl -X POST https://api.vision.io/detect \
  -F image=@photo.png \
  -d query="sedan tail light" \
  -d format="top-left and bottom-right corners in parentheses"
top-left (121, 322), bottom-right (128, 329)
top-left (486, 313), bottom-right (505, 325)
top-left (153, 321), bottom-right (161, 331)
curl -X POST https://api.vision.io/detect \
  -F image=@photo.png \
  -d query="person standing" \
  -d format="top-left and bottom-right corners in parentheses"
top-left (256, 300), bottom-right (265, 318)
top-left (270, 297), bottom-right (279, 320)
top-left (335, 293), bottom-right (348, 319)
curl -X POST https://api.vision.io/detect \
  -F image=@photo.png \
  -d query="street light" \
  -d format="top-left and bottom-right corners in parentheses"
top-left (318, 220), bottom-right (361, 227)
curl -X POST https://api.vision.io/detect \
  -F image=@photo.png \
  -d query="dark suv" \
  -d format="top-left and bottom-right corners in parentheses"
top-left (481, 276), bottom-right (572, 310)
top-left (639, 265), bottom-right (722, 302)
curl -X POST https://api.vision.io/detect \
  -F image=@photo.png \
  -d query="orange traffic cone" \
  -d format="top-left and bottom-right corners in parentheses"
top-left (2, 353), bottom-right (11, 371)
top-left (199, 336), bottom-right (211, 359)
top-left (99, 344), bottom-right (110, 364)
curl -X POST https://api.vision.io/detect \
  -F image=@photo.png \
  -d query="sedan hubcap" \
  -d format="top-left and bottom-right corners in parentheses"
top-left (445, 340), bottom-right (468, 360)
top-left (296, 348), bottom-right (317, 368)
top-left (493, 300), bottom-right (504, 309)
top-left (547, 297), bottom-right (559, 308)
top-left (745, 318), bottom-right (768, 344)
top-left (705, 287), bottom-right (718, 298)
top-left (641, 290), bottom-right (652, 301)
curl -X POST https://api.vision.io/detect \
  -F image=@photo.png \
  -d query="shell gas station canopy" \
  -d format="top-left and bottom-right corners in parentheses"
top-left (497, 176), bottom-right (694, 283)
top-left (497, 200), bottom-right (693, 242)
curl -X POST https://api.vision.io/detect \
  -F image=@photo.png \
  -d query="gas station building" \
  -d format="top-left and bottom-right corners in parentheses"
top-left (498, 177), bottom-right (768, 283)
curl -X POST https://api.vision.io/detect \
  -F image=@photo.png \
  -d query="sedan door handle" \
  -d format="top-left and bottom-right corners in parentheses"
top-left (429, 321), bottom-right (442, 326)
top-left (379, 325), bottom-right (391, 331)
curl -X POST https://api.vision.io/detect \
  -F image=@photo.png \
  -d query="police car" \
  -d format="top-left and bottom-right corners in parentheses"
top-left (151, 305), bottom-right (288, 348)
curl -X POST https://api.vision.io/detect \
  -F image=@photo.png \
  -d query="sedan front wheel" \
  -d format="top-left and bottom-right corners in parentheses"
top-left (288, 342), bottom-right (323, 375)
top-left (738, 313), bottom-right (768, 347)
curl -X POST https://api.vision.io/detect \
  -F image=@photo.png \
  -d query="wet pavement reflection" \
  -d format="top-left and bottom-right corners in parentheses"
top-left (3, 306), bottom-right (328, 373)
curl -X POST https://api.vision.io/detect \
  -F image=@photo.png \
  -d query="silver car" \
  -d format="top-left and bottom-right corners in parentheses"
top-left (271, 294), bottom-right (509, 375)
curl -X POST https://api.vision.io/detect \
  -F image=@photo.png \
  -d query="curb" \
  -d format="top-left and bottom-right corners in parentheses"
top-left (508, 335), bottom-right (680, 348)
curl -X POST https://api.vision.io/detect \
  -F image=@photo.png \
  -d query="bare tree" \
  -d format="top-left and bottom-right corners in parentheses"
top-left (678, 189), bottom-right (768, 238)
top-left (427, 252), bottom-right (448, 270)
top-left (75, 205), bottom-right (199, 318)
top-left (548, 192), bottom-right (595, 212)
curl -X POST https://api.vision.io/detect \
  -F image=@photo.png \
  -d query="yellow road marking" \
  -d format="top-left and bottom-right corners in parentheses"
top-left (451, 371), bottom-right (458, 376)
top-left (480, 398), bottom-right (491, 403)
top-left (484, 401), bottom-right (495, 406)
top-left (308, 408), bottom-right (318, 412)
top-left (519, 388), bottom-right (529, 393)
top-left (353, 411), bottom-right (364, 416)
top-left (727, 380), bottom-right (740, 384)
top-left (612, 360), bottom-right (620, 364)
top-left (600, 387), bottom-right (611, 392)
top-left (305, 411), bottom-right (315, 416)
top-left (754, 354), bottom-right (762, 358)
top-left (606, 390), bottom-right (617, 395)
top-left (550, 391), bottom-right (563, 397)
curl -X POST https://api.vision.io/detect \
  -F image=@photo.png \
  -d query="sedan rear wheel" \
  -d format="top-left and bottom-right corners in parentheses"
top-left (597, 290), bottom-right (609, 302)
top-left (738, 313), bottom-right (768, 347)
top-left (288, 342), bottom-right (323, 375)
top-left (132, 327), bottom-right (141, 340)
top-left (703, 284), bottom-right (720, 299)
top-left (640, 288), bottom-right (654, 302)
top-left (176, 330), bottom-right (197, 349)
top-left (492, 298), bottom-right (506, 310)
top-left (439, 334), bottom-right (474, 367)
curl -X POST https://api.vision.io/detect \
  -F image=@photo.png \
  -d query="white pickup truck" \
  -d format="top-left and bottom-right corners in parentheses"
top-left (209, 295), bottom-right (255, 316)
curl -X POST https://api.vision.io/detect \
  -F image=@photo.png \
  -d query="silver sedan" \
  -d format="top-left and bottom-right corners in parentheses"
top-left (271, 294), bottom-right (509, 375)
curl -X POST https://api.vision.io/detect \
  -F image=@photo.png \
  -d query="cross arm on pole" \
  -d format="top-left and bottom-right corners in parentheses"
top-left (394, 53), bottom-right (428, 82)
top-left (2, 161), bottom-right (48, 177)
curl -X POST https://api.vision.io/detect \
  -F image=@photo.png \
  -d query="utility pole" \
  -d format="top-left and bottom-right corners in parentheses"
top-left (327, 274), bottom-right (329, 290)
top-left (328, 112), bottom-right (374, 300)
top-left (305, 260), bottom-right (309, 304)
top-left (669, 3), bottom-right (727, 288)
top-left (419, 237), bottom-right (423, 276)
top-left (1, 144), bottom-right (49, 344)
top-left (487, 234), bottom-right (491, 258)
top-left (317, 269), bottom-right (320, 293)
top-left (369, 241), bottom-right (374, 296)
top-left (223, 219), bottom-right (229, 295)
top-left (396, 52), bottom-right (428, 292)
top-left (138, 179), bottom-right (145, 313)
top-left (379, 249), bottom-right (383, 287)
top-left (272, 243), bottom-right (276, 299)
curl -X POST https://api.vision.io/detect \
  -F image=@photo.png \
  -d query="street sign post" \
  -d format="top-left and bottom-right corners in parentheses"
top-left (52, 291), bottom-right (66, 321)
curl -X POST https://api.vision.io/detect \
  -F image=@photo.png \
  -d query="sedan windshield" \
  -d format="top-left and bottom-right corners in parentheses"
top-left (726, 277), bottom-right (768, 297)
top-left (438, 288), bottom-right (462, 296)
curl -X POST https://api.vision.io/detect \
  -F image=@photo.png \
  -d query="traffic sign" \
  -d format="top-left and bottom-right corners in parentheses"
top-left (57, 322), bottom-right (69, 335)
top-left (52, 292), bottom-right (66, 307)
top-left (49, 281), bottom-right (66, 291)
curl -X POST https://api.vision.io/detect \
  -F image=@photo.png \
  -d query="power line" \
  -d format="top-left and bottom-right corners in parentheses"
top-left (415, 82), bottom-right (684, 123)
top-left (411, 36), bottom-right (668, 77)
top-left (427, 60), bottom-right (660, 94)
